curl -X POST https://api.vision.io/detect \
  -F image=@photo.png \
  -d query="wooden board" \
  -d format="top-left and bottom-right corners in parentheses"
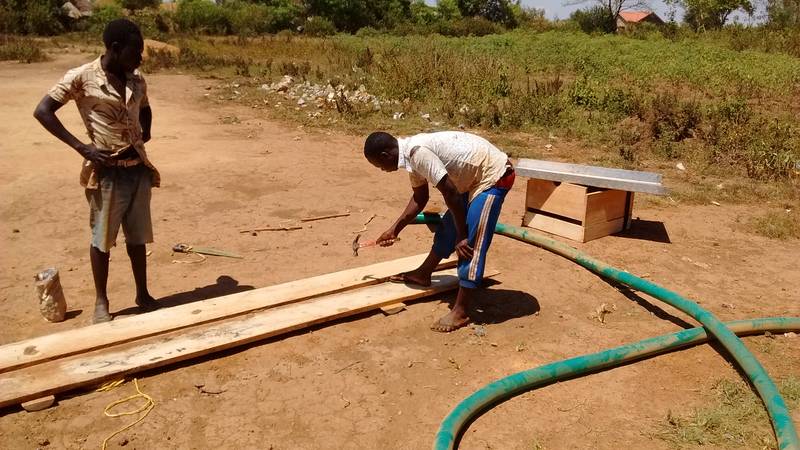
top-left (0, 268), bottom-right (498, 408)
top-left (0, 254), bottom-right (455, 373)
top-left (583, 217), bottom-right (626, 242)
top-left (584, 189), bottom-right (628, 225)
top-left (523, 211), bottom-right (585, 242)
top-left (525, 179), bottom-right (587, 222)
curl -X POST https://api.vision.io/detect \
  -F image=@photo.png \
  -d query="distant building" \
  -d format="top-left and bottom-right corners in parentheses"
top-left (616, 11), bottom-right (665, 31)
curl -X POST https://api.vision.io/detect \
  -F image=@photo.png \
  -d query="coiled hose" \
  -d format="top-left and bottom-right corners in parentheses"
top-left (411, 214), bottom-right (799, 450)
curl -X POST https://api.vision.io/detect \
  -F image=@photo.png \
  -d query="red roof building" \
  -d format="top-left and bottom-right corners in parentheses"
top-left (616, 11), bottom-right (665, 31)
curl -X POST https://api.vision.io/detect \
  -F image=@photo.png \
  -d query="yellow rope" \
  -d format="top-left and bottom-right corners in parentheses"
top-left (96, 379), bottom-right (125, 392)
top-left (100, 378), bottom-right (155, 450)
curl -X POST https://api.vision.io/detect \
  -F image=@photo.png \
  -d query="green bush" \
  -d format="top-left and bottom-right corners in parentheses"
top-left (89, 3), bottom-right (126, 35)
top-left (0, 35), bottom-right (49, 63)
top-left (121, 0), bottom-right (161, 10)
top-left (570, 6), bottom-right (615, 34)
top-left (437, 16), bottom-right (505, 36)
top-left (227, 1), bottom-right (273, 35)
top-left (355, 26), bottom-right (381, 37)
top-left (2, 0), bottom-right (66, 36)
top-left (303, 16), bottom-right (337, 36)
top-left (130, 8), bottom-right (176, 39)
top-left (175, 0), bottom-right (231, 34)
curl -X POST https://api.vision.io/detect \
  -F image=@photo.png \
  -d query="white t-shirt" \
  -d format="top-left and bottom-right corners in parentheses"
top-left (397, 132), bottom-right (508, 201)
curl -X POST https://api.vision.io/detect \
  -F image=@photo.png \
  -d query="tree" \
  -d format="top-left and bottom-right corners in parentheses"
top-left (305, 0), bottom-right (411, 31)
top-left (669, 0), bottom-right (753, 30)
top-left (456, 0), bottom-right (516, 25)
top-left (570, 5), bottom-right (616, 32)
top-left (437, 0), bottom-right (462, 20)
top-left (767, 0), bottom-right (799, 27)
top-left (565, 0), bottom-right (648, 24)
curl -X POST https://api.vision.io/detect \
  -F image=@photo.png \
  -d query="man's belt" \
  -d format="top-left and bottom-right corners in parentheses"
top-left (109, 158), bottom-right (142, 168)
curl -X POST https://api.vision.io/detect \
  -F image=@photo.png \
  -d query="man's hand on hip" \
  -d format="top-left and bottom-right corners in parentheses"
top-left (76, 143), bottom-right (112, 167)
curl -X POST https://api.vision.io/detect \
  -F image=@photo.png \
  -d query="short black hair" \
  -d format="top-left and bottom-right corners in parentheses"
top-left (103, 19), bottom-right (143, 50)
top-left (363, 131), bottom-right (397, 159)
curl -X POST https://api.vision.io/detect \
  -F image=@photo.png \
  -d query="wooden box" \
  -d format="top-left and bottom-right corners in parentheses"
top-left (522, 179), bottom-right (634, 242)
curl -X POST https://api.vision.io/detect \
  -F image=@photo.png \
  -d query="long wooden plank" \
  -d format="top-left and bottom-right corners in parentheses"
top-left (516, 159), bottom-right (668, 195)
top-left (0, 268), bottom-right (498, 408)
top-left (0, 254), bottom-right (455, 373)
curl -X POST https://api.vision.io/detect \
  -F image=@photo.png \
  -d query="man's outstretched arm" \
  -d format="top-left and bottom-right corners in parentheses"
top-left (378, 184), bottom-right (430, 245)
top-left (33, 95), bottom-right (110, 166)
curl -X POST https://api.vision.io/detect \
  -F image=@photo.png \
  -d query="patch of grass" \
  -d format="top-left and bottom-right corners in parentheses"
top-left (0, 36), bottom-right (48, 63)
top-left (654, 377), bottom-right (800, 449)
top-left (748, 209), bottom-right (800, 240)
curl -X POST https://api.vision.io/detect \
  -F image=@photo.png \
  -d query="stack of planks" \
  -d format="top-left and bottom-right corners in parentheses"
top-left (0, 254), bottom-right (498, 409)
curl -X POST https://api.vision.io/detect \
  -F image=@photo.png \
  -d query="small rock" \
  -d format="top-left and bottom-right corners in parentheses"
top-left (37, 438), bottom-right (49, 447)
top-left (785, 332), bottom-right (797, 338)
top-left (12, 228), bottom-right (20, 233)
top-left (322, 241), bottom-right (328, 246)
top-left (293, 136), bottom-right (301, 141)
top-left (590, 303), bottom-right (616, 324)
top-left (721, 302), bottom-right (735, 309)
top-left (421, 113), bottom-right (431, 121)
top-left (711, 201), bottom-right (721, 206)
top-left (118, 438), bottom-right (129, 447)
top-left (392, 112), bottom-right (404, 120)
top-left (490, 342), bottom-right (498, 347)
top-left (472, 324), bottom-right (486, 337)
top-left (544, 144), bottom-right (553, 150)
top-left (251, 232), bottom-right (258, 236)
top-left (676, 162), bottom-right (686, 171)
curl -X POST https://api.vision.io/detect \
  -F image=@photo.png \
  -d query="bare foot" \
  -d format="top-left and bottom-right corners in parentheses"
top-left (430, 310), bottom-right (471, 333)
top-left (136, 294), bottom-right (160, 312)
top-left (93, 299), bottom-right (112, 324)
top-left (388, 269), bottom-right (432, 286)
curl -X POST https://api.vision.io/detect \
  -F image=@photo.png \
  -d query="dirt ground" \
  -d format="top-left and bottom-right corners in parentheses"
top-left (0, 53), bottom-right (798, 450)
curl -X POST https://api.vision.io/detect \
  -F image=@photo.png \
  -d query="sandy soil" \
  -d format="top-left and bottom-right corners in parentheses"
top-left (0, 52), bottom-right (798, 450)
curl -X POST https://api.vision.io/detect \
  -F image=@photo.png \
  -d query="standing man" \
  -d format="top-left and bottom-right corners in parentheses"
top-left (34, 19), bottom-right (160, 323)
top-left (363, 131), bottom-right (515, 332)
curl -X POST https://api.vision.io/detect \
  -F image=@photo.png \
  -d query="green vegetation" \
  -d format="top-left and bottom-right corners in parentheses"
top-left (138, 31), bottom-right (800, 185)
top-left (654, 377), bottom-right (800, 448)
top-left (0, 35), bottom-right (48, 63)
top-left (748, 209), bottom-right (800, 239)
top-left (3, 0), bottom-right (798, 210)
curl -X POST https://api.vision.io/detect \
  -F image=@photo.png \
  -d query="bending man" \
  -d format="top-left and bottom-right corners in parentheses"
top-left (363, 131), bottom-right (515, 332)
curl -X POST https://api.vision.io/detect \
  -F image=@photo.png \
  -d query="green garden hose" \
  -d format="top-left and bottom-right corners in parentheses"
top-left (412, 214), bottom-right (799, 450)
top-left (432, 317), bottom-right (800, 450)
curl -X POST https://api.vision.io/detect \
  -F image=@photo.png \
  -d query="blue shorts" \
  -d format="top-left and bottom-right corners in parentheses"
top-left (431, 185), bottom-right (511, 289)
top-left (85, 165), bottom-right (153, 253)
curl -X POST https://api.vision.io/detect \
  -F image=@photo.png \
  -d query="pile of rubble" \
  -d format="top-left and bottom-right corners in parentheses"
top-left (260, 75), bottom-right (390, 113)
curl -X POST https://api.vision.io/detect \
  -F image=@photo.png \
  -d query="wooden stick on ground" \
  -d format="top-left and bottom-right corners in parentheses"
top-left (239, 226), bottom-right (303, 233)
top-left (0, 268), bottom-right (498, 408)
top-left (300, 212), bottom-right (350, 222)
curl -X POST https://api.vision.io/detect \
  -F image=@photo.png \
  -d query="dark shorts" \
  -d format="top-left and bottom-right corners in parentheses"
top-left (85, 165), bottom-right (153, 253)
